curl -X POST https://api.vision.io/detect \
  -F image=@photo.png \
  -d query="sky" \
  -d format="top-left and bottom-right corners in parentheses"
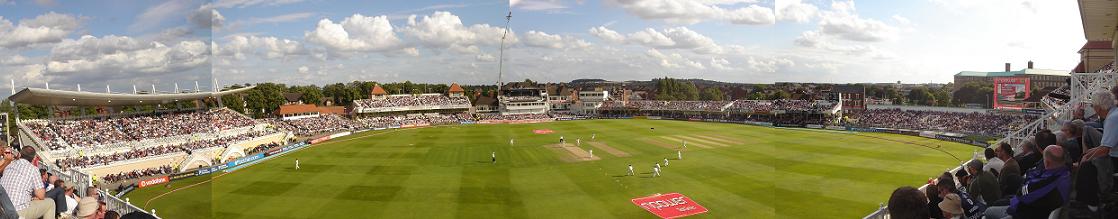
top-left (1, 0), bottom-right (1088, 98)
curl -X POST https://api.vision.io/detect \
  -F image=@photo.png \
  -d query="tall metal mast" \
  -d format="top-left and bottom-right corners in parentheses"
top-left (497, 8), bottom-right (511, 102)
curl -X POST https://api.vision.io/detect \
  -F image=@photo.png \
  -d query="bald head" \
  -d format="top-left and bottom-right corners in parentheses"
top-left (1043, 145), bottom-right (1066, 169)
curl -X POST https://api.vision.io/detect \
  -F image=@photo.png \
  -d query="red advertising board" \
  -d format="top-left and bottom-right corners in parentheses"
top-left (631, 193), bottom-right (709, 219)
top-left (137, 176), bottom-right (169, 188)
top-left (993, 77), bottom-right (1030, 109)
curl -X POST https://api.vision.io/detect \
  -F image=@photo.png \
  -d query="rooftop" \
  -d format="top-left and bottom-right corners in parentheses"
top-left (7, 86), bottom-right (255, 107)
top-left (954, 68), bottom-right (1069, 77)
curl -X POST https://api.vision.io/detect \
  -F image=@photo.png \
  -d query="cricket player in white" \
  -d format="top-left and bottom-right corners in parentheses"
top-left (576, 138), bottom-right (581, 146)
top-left (655, 163), bottom-right (661, 170)
top-left (653, 166), bottom-right (661, 177)
top-left (682, 140), bottom-right (687, 149)
top-left (295, 159), bottom-right (300, 170)
top-left (588, 149), bottom-right (593, 158)
top-left (491, 151), bottom-right (496, 164)
top-left (677, 150), bottom-right (682, 160)
top-left (627, 164), bottom-right (635, 176)
top-left (663, 158), bottom-right (669, 166)
top-left (510, 138), bottom-right (514, 146)
top-left (591, 134), bottom-right (596, 140)
top-left (560, 136), bottom-right (565, 144)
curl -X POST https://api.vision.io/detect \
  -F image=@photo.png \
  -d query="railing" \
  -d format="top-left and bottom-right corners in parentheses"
top-left (45, 165), bottom-right (159, 218)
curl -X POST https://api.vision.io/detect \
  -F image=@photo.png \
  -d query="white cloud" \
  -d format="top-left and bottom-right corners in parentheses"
top-left (523, 31), bottom-right (564, 48)
top-left (710, 57), bottom-right (732, 70)
top-left (513, 0), bottom-right (569, 11)
top-left (297, 65), bottom-right (309, 74)
top-left (594, 26), bottom-right (723, 54)
top-left (589, 26), bottom-right (625, 44)
top-left (645, 49), bottom-right (705, 69)
top-left (216, 35), bottom-right (305, 60)
top-left (304, 14), bottom-right (406, 53)
top-left (45, 35), bottom-right (210, 81)
top-left (522, 30), bottom-right (590, 49)
top-left (226, 12), bottom-right (313, 29)
top-left (605, 0), bottom-right (774, 25)
top-left (212, 0), bottom-right (304, 8)
top-left (188, 6), bottom-right (224, 29)
top-left (0, 12), bottom-right (81, 48)
top-left (476, 53), bottom-right (496, 62)
top-left (775, 0), bottom-right (818, 23)
top-left (130, 0), bottom-right (193, 32)
top-left (400, 11), bottom-right (515, 53)
top-left (747, 56), bottom-right (794, 73)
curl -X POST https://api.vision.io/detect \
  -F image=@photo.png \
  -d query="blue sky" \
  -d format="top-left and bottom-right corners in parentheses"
top-left (2, 0), bottom-right (1088, 98)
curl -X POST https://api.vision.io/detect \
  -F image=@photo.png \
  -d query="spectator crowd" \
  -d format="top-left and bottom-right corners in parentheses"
top-left (353, 95), bottom-right (470, 110)
top-left (886, 87), bottom-right (1118, 219)
top-left (849, 109), bottom-right (1036, 136)
top-left (54, 131), bottom-right (276, 169)
top-left (25, 109), bottom-right (256, 151)
top-left (100, 165), bottom-right (173, 183)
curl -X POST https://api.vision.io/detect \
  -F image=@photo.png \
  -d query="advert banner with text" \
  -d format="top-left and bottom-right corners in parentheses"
top-left (631, 193), bottom-right (708, 219)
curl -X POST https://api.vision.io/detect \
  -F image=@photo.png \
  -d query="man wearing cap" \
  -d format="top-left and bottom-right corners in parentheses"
top-left (985, 145), bottom-right (1072, 219)
top-left (1, 146), bottom-right (55, 219)
top-left (939, 193), bottom-right (964, 219)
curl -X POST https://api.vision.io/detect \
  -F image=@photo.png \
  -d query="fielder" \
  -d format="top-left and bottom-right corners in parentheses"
top-left (491, 151), bottom-right (496, 164)
top-left (295, 159), bottom-right (300, 170)
top-left (653, 166), bottom-right (661, 177)
top-left (588, 149), bottom-right (594, 158)
top-left (576, 138), bottom-right (581, 146)
top-left (510, 138), bottom-right (514, 146)
top-left (677, 150), bottom-right (682, 160)
top-left (682, 140), bottom-right (687, 149)
top-left (663, 158), bottom-right (669, 166)
top-left (560, 136), bottom-right (565, 144)
top-left (591, 134), bottom-right (596, 140)
top-left (655, 163), bottom-right (661, 170)
top-left (627, 164), bottom-right (635, 176)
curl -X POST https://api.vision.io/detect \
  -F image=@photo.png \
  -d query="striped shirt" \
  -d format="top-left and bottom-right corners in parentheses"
top-left (1, 159), bottom-right (43, 210)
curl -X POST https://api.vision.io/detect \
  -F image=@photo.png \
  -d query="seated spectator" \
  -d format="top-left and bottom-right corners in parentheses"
top-left (1059, 120), bottom-right (1084, 164)
top-left (983, 147), bottom-right (1004, 176)
top-left (938, 193), bottom-right (964, 219)
top-left (45, 179), bottom-right (65, 217)
top-left (1, 146), bottom-right (56, 219)
top-left (965, 160), bottom-right (1000, 203)
top-left (995, 142), bottom-right (1022, 199)
top-left (104, 210), bottom-right (120, 219)
top-left (1014, 137), bottom-right (1042, 172)
top-left (925, 183), bottom-right (944, 219)
top-left (984, 145), bottom-right (1071, 219)
top-left (74, 198), bottom-right (97, 219)
top-left (62, 185), bottom-right (78, 216)
top-left (887, 186), bottom-right (928, 219)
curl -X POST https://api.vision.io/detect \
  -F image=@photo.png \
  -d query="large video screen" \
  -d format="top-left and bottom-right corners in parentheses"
top-left (993, 77), bottom-right (1031, 109)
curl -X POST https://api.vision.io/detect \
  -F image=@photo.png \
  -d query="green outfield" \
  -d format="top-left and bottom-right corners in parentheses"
top-left (126, 119), bottom-right (976, 219)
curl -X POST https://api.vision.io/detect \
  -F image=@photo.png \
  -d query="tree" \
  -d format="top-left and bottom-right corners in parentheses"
top-left (953, 82), bottom-right (994, 108)
top-left (289, 85), bottom-right (324, 105)
top-left (700, 87), bottom-right (723, 101)
top-left (907, 87), bottom-right (935, 106)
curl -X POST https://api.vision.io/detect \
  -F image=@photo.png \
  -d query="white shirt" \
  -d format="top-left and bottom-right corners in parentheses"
top-left (64, 195), bottom-right (78, 215)
top-left (984, 157), bottom-right (1004, 173)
